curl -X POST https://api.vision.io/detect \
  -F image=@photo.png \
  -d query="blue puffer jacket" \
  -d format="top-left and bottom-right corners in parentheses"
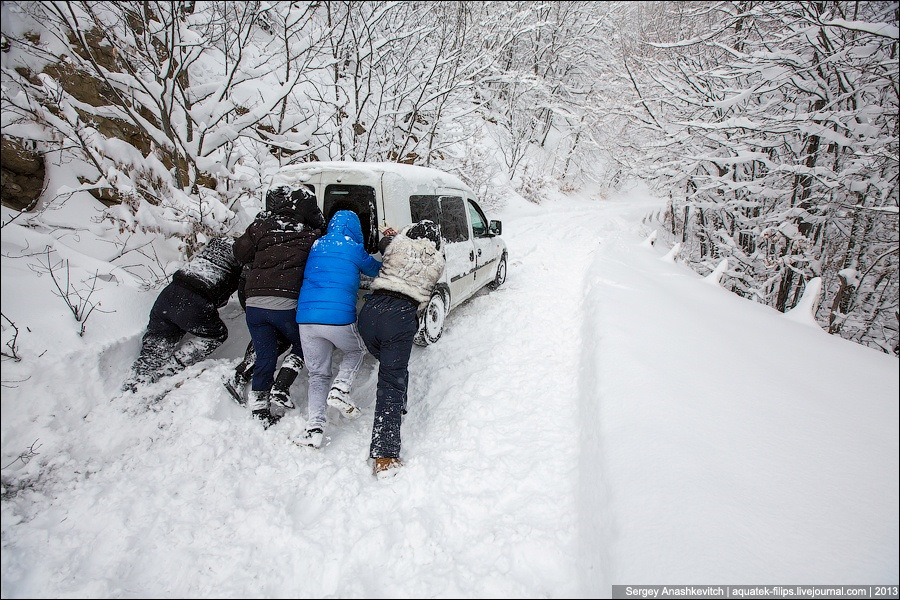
top-left (296, 210), bottom-right (382, 325)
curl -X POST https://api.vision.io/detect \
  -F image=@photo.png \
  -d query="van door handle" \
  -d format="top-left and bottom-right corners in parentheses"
top-left (469, 250), bottom-right (474, 261)
top-left (477, 248), bottom-right (482, 256)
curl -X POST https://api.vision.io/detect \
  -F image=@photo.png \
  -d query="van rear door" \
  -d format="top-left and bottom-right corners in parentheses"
top-left (322, 183), bottom-right (380, 254)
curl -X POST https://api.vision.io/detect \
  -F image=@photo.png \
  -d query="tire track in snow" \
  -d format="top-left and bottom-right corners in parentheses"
top-left (396, 201), bottom-right (620, 596)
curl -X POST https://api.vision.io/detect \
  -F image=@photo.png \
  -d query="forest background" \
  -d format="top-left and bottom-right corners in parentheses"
top-left (1, 0), bottom-right (898, 358)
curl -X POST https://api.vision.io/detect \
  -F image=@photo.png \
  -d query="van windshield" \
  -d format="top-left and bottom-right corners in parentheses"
top-left (323, 184), bottom-right (379, 253)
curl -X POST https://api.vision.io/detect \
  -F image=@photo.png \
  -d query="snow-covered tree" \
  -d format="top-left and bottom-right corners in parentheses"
top-left (629, 1), bottom-right (899, 355)
top-left (1, 1), bottom-right (307, 255)
top-left (3, 0), bottom-right (896, 355)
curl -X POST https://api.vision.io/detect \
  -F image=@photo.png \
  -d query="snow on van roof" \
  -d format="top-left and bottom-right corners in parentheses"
top-left (270, 161), bottom-right (470, 192)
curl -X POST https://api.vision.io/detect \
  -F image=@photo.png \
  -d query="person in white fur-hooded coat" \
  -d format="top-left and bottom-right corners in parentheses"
top-left (357, 220), bottom-right (445, 478)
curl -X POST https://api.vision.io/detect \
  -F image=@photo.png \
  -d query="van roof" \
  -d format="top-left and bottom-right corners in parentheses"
top-left (271, 161), bottom-right (472, 194)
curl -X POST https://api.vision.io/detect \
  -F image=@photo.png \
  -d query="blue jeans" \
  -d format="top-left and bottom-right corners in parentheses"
top-left (357, 294), bottom-right (418, 459)
top-left (245, 306), bottom-right (303, 391)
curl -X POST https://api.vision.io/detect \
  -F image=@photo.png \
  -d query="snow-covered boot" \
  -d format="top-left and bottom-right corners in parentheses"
top-left (298, 425), bottom-right (324, 449)
top-left (248, 390), bottom-right (279, 429)
top-left (233, 342), bottom-right (255, 386)
top-left (326, 380), bottom-right (361, 419)
top-left (247, 390), bottom-right (268, 412)
top-left (270, 354), bottom-right (303, 409)
top-left (224, 344), bottom-right (255, 405)
top-left (373, 457), bottom-right (402, 479)
top-left (223, 375), bottom-right (246, 406)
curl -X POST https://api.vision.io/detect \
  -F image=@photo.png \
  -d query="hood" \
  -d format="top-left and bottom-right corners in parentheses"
top-left (328, 210), bottom-right (364, 244)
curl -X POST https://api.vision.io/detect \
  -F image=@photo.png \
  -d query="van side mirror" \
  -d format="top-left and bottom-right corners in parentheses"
top-left (489, 220), bottom-right (502, 235)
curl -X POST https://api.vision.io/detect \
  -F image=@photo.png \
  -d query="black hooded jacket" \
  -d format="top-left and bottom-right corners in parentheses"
top-left (234, 186), bottom-right (325, 300)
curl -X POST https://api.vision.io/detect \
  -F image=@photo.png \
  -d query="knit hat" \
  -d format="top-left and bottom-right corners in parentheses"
top-left (265, 185), bottom-right (326, 231)
top-left (265, 186), bottom-right (291, 213)
top-left (406, 219), bottom-right (441, 250)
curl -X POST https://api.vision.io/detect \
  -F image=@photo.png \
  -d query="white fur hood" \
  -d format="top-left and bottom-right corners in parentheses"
top-left (370, 233), bottom-right (445, 303)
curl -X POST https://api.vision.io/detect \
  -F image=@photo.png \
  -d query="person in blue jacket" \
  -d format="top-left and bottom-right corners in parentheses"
top-left (294, 210), bottom-right (382, 447)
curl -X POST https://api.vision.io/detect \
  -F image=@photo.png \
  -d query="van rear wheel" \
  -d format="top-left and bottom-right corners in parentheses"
top-left (414, 290), bottom-right (447, 346)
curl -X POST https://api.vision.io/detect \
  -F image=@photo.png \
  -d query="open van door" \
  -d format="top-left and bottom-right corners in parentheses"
top-left (321, 183), bottom-right (380, 254)
top-left (466, 198), bottom-right (504, 291)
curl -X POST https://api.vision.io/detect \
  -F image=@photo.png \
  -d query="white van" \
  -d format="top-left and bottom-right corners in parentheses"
top-left (269, 161), bottom-right (508, 345)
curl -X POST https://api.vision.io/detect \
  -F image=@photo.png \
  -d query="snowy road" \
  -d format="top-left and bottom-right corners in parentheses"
top-left (3, 190), bottom-right (897, 598)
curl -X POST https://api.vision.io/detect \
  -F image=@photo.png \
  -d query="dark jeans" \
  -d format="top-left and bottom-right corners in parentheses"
top-left (357, 294), bottom-right (418, 459)
top-left (128, 282), bottom-right (228, 386)
top-left (245, 306), bottom-right (303, 391)
top-left (235, 336), bottom-right (292, 384)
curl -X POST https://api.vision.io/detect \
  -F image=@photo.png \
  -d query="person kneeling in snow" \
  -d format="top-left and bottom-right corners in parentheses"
top-left (122, 236), bottom-right (243, 394)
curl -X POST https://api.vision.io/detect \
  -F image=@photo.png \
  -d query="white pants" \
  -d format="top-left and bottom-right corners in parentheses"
top-left (298, 323), bottom-right (367, 428)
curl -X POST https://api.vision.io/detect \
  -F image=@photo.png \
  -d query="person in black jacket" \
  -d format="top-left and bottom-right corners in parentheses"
top-left (122, 236), bottom-right (243, 394)
top-left (233, 185), bottom-right (325, 428)
top-left (222, 263), bottom-right (292, 405)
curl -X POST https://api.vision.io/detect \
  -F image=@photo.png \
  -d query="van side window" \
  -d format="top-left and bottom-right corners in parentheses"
top-left (467, 199), bottom-right (489, 237)
top-left (324, 184), bottom-right (379, 253)
top-left (437, 197), bottom-right (468, 243)
top-left (410, 195), bottom-right (441, 226)
top-left (410, 195), bottom-right (470, 243)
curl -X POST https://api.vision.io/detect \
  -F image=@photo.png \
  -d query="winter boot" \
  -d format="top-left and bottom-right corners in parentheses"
top-left (270, 354), bottom-right (304, 410)
top-left (326, 380), bottom-right (361, 419)
top-left (233, 343), bottom-right (255, 386)
top-left (224, 344), bottom-right (255, 405)
top-left (298, 425), bottom-right (324, 449)
top-left (373, 457), bottom-right (402, 479)
top-left (223, 375), bottom-right (246, 406)
top-left (248, 390), bottom-right (279, 429)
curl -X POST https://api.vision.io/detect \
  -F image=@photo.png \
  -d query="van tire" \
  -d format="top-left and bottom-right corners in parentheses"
top-left (488, 253), bottom-right (507, 290)
top-left (414, 289), bottom-right (448, 347)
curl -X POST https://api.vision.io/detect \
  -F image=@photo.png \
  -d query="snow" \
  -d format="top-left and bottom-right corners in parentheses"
top-left (704, 258), bottom-right (729, 287)
top-left (821, 18), bottom-right (900, 38)
top-left (2, 187), bottom-right (897, 598)
top-left (783, 277), bottom-right (824, 328)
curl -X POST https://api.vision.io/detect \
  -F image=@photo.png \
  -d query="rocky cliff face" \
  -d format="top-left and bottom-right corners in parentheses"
top-left (0, 24), bottom-right (213, 212)
top-left (1, 136), bottom-right (45, 211)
